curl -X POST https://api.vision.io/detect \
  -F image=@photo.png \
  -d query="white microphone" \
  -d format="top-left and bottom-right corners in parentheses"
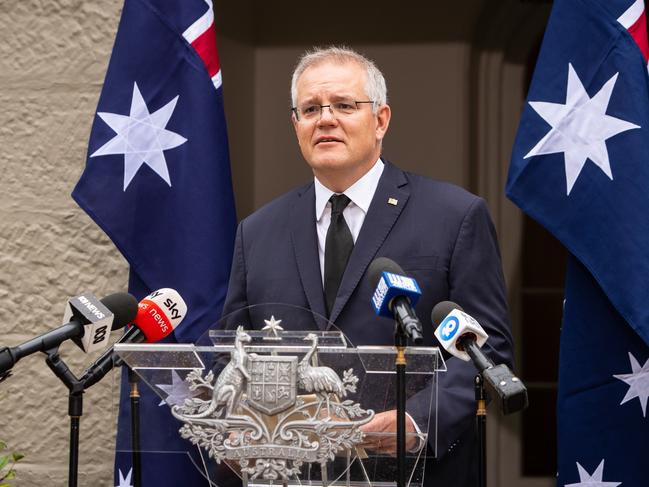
top-left (431, 301), bottom-right (528, 414)
top-left (433, 302), bottom-right (488, 362)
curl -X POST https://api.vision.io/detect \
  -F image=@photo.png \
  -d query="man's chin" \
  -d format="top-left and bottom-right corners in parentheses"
top-left (308, 158), bottom-right (349, 173)
top-left (311, 144), bottom-right (346, 158)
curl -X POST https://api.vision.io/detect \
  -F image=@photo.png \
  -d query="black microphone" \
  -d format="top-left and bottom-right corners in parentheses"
top-left (431, 301), bottom-right (528, 415)
top-left (368, 257), bottom-right (424, 344)
top-left (81, 288), bottom-right (187, 388)
top-left (0, 292), bottom-right (138, 375)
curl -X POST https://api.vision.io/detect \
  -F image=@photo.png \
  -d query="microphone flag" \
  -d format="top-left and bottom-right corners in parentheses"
top-left (71, 0), bottom-right (236, 484)
top-left (507, 0), bottom-right (649, 484)
top-left (433, 307), bottom-right (488, 363)
top-left (62, 292), bottom-right (115, 353)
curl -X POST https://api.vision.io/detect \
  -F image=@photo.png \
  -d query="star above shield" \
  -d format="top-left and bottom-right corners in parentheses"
top-left (262, 316), bottom-right (284, 338)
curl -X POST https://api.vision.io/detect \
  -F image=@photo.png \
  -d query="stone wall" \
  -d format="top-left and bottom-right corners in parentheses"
top-left (0, 1), bottom-right (127, 484)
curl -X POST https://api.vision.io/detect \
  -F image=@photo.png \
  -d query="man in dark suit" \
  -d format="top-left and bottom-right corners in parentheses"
top-left (222, 46), bottom-right (513, 486)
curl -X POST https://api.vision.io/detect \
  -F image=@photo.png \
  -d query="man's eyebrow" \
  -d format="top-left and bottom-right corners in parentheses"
top-left (298, 93), bottom-right (357, 105)
top-left (299, 96), bottom-right (318, 105)
top-left (329, 93), bottom-right (356, 101)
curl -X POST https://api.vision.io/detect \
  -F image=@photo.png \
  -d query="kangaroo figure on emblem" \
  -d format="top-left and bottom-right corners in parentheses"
top-left (188, 325), bottom-right (252, 419)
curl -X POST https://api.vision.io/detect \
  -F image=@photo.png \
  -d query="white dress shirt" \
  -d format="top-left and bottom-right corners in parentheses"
top-left (314, 158), bottom-right (425, 447)
top-left (314, 158), bottom-right (384, 286)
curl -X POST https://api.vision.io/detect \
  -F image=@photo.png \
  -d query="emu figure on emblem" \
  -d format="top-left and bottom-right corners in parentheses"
top-left (298, 333), bottom-right (346, 417)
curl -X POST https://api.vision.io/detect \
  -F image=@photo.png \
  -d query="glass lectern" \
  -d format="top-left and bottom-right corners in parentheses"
top-left (114, 304), bottom-right (445, 487)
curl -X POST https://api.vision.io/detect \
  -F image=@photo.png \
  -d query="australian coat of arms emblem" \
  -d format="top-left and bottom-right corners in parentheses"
top-left (171, 325), bottom-right (375, 482)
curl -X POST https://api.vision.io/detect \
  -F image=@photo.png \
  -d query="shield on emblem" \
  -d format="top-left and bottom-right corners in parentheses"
top-left (246, 355), bottom-right (297, 415)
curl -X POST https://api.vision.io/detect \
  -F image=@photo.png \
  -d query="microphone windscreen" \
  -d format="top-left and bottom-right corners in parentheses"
top-left (431, 301), bottom-right (464, 326)
top-left (368, 257), bottom-right (406, 288)
top-left (100, 293), bottom-right (138, 331)
top-left (135, 288), bottom-right (186, 342)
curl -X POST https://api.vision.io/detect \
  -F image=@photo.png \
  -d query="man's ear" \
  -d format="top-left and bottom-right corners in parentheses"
top-left (375, 104), bottom-right (391, 141)
top-left (291, 111), bottom-right (299, 132)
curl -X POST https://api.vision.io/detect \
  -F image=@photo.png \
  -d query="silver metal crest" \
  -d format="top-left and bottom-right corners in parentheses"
top-left (247, 355), bottom-right (297, 415)
top-left (171, 324), bottom-right (375, 483)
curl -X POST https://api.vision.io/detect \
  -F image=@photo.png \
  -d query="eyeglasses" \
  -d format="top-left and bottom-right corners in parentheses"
top-left (291, 100), bottom-right (375, 121)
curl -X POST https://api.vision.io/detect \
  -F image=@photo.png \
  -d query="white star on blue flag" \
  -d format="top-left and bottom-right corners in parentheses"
top-left (91, 82), bottom-right (187, 191)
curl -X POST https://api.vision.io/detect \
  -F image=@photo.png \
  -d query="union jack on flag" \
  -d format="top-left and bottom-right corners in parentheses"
top-left (507, 0), bottom-right (649, 485)
top-left (618, 0), bottom-right (649, 66)
top-left (73, 0), bottom-right (236, 485)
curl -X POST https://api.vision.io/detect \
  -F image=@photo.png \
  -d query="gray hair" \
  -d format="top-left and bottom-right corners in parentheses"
top-left (290, 46), bottom-right (388, 112)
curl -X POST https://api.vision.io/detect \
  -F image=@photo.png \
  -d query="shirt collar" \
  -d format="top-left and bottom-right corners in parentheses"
top-left (314, 158), bottom-right (385, 221)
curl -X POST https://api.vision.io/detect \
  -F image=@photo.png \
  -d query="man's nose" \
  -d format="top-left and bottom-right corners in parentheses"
top-left (317, 106), bottom-right (337, 125)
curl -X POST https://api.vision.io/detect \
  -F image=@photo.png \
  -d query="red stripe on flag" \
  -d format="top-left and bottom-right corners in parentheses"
top-left (628, 9), bottom-right (649, 62)
top-left (191, 22), bottom-right (221, 78)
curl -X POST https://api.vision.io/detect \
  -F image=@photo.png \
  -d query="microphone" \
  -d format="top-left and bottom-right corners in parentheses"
top-left (0, 292), bottom-right (137, 375)
top-left (81, 288), bottom-right (187, 388)
top-left (431, 301), bottom-right (528, 414)
top-left (369, 257), bottom-right (424, 344)
top-left (432, 301), bottom-right (489, 364)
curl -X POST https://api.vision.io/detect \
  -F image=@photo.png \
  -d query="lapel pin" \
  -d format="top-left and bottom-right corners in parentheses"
top-left (387, 198), bottom-right (398, 206)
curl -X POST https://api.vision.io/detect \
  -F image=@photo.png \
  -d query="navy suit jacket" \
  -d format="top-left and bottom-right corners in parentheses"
top-left (222, 161), bottom-right (513, 483)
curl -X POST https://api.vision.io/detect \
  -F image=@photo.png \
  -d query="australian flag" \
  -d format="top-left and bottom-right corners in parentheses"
top-left (507, 0), bottom-right (649, 485)
top-left (72, 0), bottom-right (236, 485)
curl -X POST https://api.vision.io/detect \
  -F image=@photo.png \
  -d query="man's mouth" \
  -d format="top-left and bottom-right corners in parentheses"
top-left (315, 137), bottom-right (343, 145)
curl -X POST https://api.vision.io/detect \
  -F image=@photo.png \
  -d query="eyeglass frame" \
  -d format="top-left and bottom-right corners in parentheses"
top-left (291, 100), bottom-right (376, 121)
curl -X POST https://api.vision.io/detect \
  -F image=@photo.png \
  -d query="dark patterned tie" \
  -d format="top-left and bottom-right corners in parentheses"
top-left (324, 194), bottom-right (354, 317)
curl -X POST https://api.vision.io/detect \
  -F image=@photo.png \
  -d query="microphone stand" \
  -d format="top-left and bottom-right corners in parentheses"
top-left (463, 340), bottom-right (489, 487)
top-left (390, 301), bottom-right (423, 487)
top-left (394, 326), bottom-right (408, 487)
top-left (128, 367), bottom-right (142, 487)
top-left (45, 347), bottom-right (146, 487)
top-left (474, 375), bottom-right (487, 487)
top-left (461, 337), bottom-right (528, 487)
top-left (43, 348), bottom-right (85, 487)
top-left (0, 369), bottom-right (11, 384)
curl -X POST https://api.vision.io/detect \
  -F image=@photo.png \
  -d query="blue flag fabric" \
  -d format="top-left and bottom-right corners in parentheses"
top-left (72, 0), bottom-right (236, 484)
top-left (507, 0), bottom-right (649, 485)
top-left (558, 256), bottom-right (649, 486)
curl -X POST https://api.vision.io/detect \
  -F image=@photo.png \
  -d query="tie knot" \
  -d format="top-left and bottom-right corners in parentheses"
top-left (330, 194), bottom-right (351, 215)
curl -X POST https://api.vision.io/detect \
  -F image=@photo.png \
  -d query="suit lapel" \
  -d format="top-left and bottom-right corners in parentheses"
top-left (289, 183), bottom-right (328, 322)
top-left (329, 162), bottom-right (410, 324)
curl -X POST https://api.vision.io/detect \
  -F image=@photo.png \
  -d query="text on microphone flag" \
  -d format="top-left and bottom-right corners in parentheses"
top-left (371, 275), bottom-right (389, 310)
top-left (385, 272), bottom-right (419, 293)
top-left (136, 288), bottom-right (187, 342)
top-left (62, 292), bottom-right (114, 353)
top-left (370, 270), bottom-right (422, 318)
